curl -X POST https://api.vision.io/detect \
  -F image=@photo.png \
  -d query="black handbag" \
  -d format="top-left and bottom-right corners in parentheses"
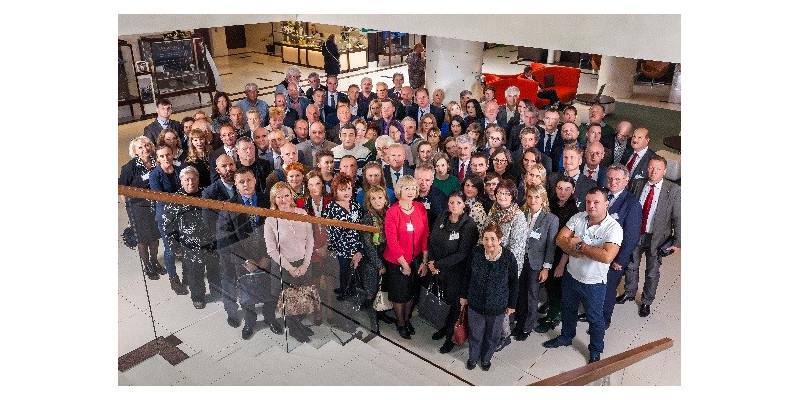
top-left (417, 277), bottom-right (450, 329)
top-left (657, 235), bottom-right (676, 258)
top-left (122, 226), bottom-right (137, 249)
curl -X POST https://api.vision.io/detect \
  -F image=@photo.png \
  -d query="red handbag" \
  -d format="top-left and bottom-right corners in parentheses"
top-left (451, 306), bottom-right (468, 346)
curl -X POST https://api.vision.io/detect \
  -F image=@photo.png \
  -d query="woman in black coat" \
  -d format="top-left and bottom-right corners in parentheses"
top-left (323, 34), bottom-right (340, 76)
top-left (461, 223), bottom-right (518, 371)
top-left (119, 136), bottom-right (163, 280)
top-left (426, 190), bottom-right (479, 354)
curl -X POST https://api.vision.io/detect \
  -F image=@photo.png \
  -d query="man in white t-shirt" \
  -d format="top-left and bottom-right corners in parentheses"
top-left (543, 187), bottom-right (622, 364)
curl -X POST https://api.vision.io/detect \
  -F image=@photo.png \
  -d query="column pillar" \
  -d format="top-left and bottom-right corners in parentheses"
top-left (547, 49), bottom-right (556, 64)
top-left (424, 36), bottom-right (484, 103)
top-left (668, 63), bottom-right (681, 104)
top-left (597, 56), bottom-right (638, 99)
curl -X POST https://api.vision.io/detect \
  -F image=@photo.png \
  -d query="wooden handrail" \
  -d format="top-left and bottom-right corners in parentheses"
top-left (118, 185), bottom-right (379, 233)
top-left (532, 337), bottom-right (673, 386)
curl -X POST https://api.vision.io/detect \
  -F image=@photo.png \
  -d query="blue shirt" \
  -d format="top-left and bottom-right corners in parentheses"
top-left (237, 98), bottom-right (269, 126)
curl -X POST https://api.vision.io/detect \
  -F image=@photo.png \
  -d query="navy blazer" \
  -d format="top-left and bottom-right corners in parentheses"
top-left (606, 190), bottom-right (642, 267)
top-left (216, 193), bottom-right (270, 271)
top-left (149, 164), bottom-right (183, 223)
top-left (383, 164), bottom-right (414, 190)
top-left (536, 126), bottom-right (563, 158)
top-left (405, 104), bottom-right (445, 128)
top-left (546, 172), bottom-right (597, 212)
top-left (450, 158), bottom-right (473, 181)
top-left (201, 178), bottom-right (238, 230)
top-left (144, 119), bottom-right (185, 151)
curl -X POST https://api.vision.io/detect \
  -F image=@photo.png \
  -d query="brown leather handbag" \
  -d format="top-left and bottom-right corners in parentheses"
top-left (277, 285), bottom-right (321, 317)
top-left (452, 306), bottom-right (469, 346)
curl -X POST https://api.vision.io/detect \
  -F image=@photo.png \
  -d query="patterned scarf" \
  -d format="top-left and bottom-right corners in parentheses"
top-left (135, 156), bottom-right (156, 170)
top-left (488, 202), bottom-right (521, 224)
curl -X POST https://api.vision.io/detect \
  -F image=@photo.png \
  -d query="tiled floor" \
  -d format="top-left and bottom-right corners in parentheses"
top-left (118, 46), bottom-right (681, 386)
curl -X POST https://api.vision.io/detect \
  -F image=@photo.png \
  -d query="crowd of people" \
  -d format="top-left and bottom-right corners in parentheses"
top-left (120, 64), bottom-right (681, 368)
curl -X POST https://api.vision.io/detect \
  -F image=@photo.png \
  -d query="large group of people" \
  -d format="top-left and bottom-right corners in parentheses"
top-left (120, 62), bottom-right (680, 368)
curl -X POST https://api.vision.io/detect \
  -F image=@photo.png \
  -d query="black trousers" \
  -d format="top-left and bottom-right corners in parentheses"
top-left (537, 89), bottom-right (560, 106)
top-left (515, 261), bottom-right (542, 333)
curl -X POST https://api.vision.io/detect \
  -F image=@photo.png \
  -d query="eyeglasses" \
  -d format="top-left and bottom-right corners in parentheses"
top-left (496, 190), bottom-right (512, 197)
top-left (488, 137), bottom-right (502, 141)
top-left (607, 177), bottom-right (627, 182)
top-left (493, 158), bottom-right (508, 164)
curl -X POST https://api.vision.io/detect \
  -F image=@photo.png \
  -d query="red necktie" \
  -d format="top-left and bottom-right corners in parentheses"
top-left (587, 169), bottom-right (595, 179)
top-left (626, 152), bottom-right (639, 171)
top-left (458, 161), bottom-right (466, 181)
top-left (641, 184), bottom-right (655, 234)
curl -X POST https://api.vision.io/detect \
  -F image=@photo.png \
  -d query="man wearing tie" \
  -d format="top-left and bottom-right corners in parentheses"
top-left (209, 124), bottom-right (240, 183)
top-left (600, 163), bottom-right (642, 329)
top-left (537, 108), bottom-right (563, 159)
top-left (617, 156), bottom-right (681, 318)
top-left (611, 121), bottom-right (633, 164)
top-left (389, 73), bottom-right (404, 100)
top-left (324, 75), bottom-right (347, 117)
top-left (405, 88), bottom-right (445, 128)
top-left (383, 143), bottom-right (413, 190)
top-left (620, 127), bottom-right (656, 185)
top-left (450, 135), bottom-right (474, 182)
top-left (216, 168), bottom-right (284, 339)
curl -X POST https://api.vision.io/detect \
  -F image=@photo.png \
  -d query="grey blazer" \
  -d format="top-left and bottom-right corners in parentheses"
top-left (630, 178), bottom-right (681, 253)
top-left (524, 210), bottom-right (559, 270)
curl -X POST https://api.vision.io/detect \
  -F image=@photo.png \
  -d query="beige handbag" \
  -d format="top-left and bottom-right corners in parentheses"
top-left (277, 285), bottom-right (321, 316)
top-left (373, 277), bottom-right (392, 312)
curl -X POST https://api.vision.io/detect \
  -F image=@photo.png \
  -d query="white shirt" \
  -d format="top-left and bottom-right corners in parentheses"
top-left (639, 179), bottom-right (663, 233)
top-left (565, 212), bottom-right (623, 284)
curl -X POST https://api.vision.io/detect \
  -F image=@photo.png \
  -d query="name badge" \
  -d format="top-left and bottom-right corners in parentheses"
top-left (406, 222), bottom-right (414, 232)
top-left (634, 173), bottom-right (644, 179)
top-left (610, 213), bottom-right (619, 220)
top-left (173, 160), bottom-right (182, 166)
top-left (141, 172), bottom-right (150, 181)
top-left (529, 230), bottom-right (541, 240)
top-left (423, 201), bottom-right (431, 210)
top-left (449, 232), bottom-right (460, 240)
top-left (575, 201), bottom-right (582, 208)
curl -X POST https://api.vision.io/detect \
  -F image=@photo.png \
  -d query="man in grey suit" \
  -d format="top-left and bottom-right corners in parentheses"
top-left (512, 185), bottom-right (559, 341)
top-left (297, 121), bottom-right (335, 170)
top-left (617, 155), bottom-right (681, 317)
top-left (619, 127), bottom-right (657, 185)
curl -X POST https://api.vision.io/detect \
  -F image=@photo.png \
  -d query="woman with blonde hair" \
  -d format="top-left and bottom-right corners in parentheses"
top-left (184, 128), bottom-right (212, 189)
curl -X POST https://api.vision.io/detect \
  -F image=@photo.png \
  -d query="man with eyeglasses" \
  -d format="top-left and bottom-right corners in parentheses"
top-left (582, 141), bottom-right (609, 187)
top-left (275, 67), bottom-right (302, 98)
top-left (374, 135), bottom-right (394, 168)
top-left (585, 123), bottom-right (613, 167)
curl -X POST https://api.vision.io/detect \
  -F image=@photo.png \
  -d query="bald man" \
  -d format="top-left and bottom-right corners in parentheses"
top-left (264, 142), bottom-right (301, 196)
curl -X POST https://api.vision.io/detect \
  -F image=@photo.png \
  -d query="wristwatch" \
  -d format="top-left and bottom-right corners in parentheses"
top-left (575, 241), bottom-right (584, 251)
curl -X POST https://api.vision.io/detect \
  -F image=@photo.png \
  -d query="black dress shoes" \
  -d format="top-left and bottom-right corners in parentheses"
top-left (227, 316), bottom-right (241, 328)
top-left (439, 340), bottom-right (455, 354)
top-left (480, 361), bottom-right (491, 371)
top-left (268, 319), bottom-right (285, 334)
top-left (577, 313), bottom-right (588, 322)
top-left (589, 353), bottom-right (601, 363)
top-left (241, 325), bottom-right (254, 340)
top-left (397, 325), bottom-right (411, 339)
top-left (542, 337), bottom-right (572, 348)
top-left (537, 302), bottom-right (549, 314)
top-left (153, 260), bottom-right (168, 275)
top-left (495, 336), bottom-right (512, 352)
top-left (406, 321), bottom-right (416, 335)
top-left (615, 294), bottom-right (635, 304)
top-left (514, 331), bottom-right (531, 341)
top-left (432, 328), bottom-right (447, 340)
top-left (638, 304), bottom-right (651, 317)
top-left (193, 300), bottom-right (205, 309)
top-left (466, 359), bottom-right (477, 370)
top-left (377, 312), bottom-right (397, 325)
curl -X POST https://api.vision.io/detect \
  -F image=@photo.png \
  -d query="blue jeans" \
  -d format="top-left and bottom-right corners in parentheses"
top-left (561, 271), bottom-right (606, 355)
top-left (156, 216), bottom-right (177, 280)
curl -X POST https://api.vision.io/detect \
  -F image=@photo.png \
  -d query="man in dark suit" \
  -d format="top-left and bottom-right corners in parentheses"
top-left (375, 81), bottom-right (404, 120)
top-left (304, 71), bottom-right (322, 99)
top-left (234, 136), bottom-right (273, 195)
top-left (497, 86), bottom-right (521, 130)
top-left (617, 155), bottom-right (681, 318)
top-left (405, 88), bottom-right (445, 128)
top-left (508, 102), bottom-right (540, 153)
top-left (619, 127), bottom-right (657, 186)
top-left (216, 167), bottom-right (283, 339)
top-left (480, 100), bottom-right (507, 132)
top-left (286, 82), bottom-right (311, 121)
top-left (547, 144), bottom-right (597, 212)
top-left (383, 143), bottom-right (413, 190)
top-left (450, 135), bottom-right (474, 182)
top-left (326, 104), bottom-right (357, 144)
top-left (201, 154), bottom-right (237, 231)
top-left (143, 98), bottom-right (184, 149)
top-left (585, 123), bottom-right (614, 167)
top-left (389, 72), bottom-right (404, 100)
top-left (209, 124), bottom-right (240, 182)
top-left (600, 163), bottom-right (642, 329)
top-left (375, 99), bottom-right (400, 136)
top-left (323, 75), bottom-right (348, 114)
top-left (551, 122), bottom-right (581, 173)
top-left (581, 141), bottom-right (609, 188)
top-left (537, 108), bottom-right (563, 159)
top-left (578, 103), bottom-right (615, 147)
top-left (356, 77), bottom-right (377, 118)
top-left (413, 163), bottom-right (447, 230)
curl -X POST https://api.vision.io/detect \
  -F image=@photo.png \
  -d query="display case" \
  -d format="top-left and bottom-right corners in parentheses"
top-left (138, 35), bottom-right (215, 100)
top-left (377, 31), bottom-right (416, 67)
top-left (278, 23), bottom-right (367, 73)
top-left (118, 40), bottom-right (143, 124)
